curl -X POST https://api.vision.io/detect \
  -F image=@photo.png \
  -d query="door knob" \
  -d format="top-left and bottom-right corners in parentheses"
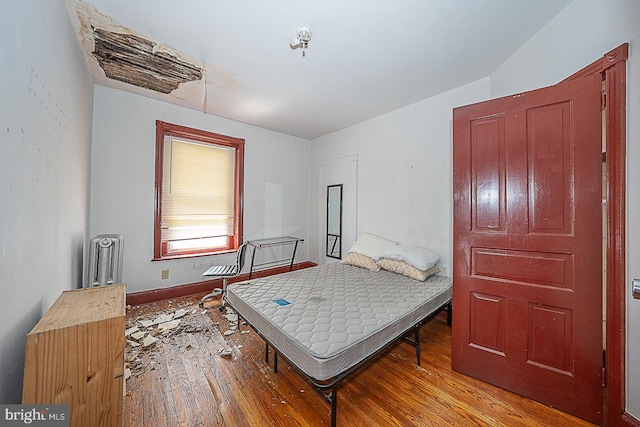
top-left (633, 278), bottom-right (640, 299)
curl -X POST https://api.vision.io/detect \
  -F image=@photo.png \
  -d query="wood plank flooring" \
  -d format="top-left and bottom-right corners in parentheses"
top-left (124, 295), bottom-right (596, 426)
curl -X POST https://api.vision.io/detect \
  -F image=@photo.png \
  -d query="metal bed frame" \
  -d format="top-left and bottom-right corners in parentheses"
top-left (231, 299), bottom-right (452, 427)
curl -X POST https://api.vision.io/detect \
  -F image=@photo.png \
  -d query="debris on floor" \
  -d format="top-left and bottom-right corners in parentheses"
top-left (151, 313), bottom-right (174, 325)
top-left (125, 326), bottom-right (139, 336)
top-left (125, 301), bottom-right (202, 377)
top-left (142, 335), bottom-right (159, 348)
top-left (125, 298), bottom-right (249, 378)
top-left (130, 331), bottom-right (146, 340)
top-left (157, 319), bottom-right (181, 332)
top-left (173, 308), bottom-right (188, 319)
top-left (139, 319), bottom-right (153, 328)
top-left (218, 348), bottom-right (233, 359)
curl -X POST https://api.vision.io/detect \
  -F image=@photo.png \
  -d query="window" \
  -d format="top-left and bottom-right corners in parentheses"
top-left (154, 121), bottom-right (244, 259)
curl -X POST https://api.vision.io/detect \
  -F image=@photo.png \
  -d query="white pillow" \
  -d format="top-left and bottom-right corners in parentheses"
top-left (379, 244), bottom-right (439, 271)
top-left (347, 232), bottom-right (397, 261)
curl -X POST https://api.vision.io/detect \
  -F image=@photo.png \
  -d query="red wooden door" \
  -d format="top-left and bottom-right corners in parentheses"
top-left (452, 74), bottom-right (603, 424)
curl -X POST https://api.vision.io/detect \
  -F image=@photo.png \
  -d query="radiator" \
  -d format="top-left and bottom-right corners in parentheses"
top-left (85, 234), bottom-right (124, 287)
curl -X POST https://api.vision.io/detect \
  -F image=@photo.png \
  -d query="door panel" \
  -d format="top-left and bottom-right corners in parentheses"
top-left (527, 101), bottom-right (572, 234)
top-left (452, 74), bottom-right (603, 424)
top-left (471, 115), bottom-right (506, 232)
top-left (527, 303), bottom-right (573, 374)
top-left (472, 248), bottom-right (572, 288)
top-left (469, 292), bottom-right (507, 355)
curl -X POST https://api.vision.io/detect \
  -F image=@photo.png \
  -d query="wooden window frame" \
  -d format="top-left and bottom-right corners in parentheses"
top-left (153, 120), bottom-right (244, 260)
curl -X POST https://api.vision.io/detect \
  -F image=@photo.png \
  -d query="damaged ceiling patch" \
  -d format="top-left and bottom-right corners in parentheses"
top-left (91, 27), bottom-right (203, 94)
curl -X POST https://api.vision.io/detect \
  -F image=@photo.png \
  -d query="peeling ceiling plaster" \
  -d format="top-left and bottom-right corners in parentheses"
top-left (66, 0), bottom-right (573, 140)
top-left (67, 0), bottom-right (213, 112)
top-left (91, 28), bottom-right (202, 94)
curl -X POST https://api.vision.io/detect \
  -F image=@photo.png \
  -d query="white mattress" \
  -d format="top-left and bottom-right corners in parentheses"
top-left (226, 262), bottom-right (452, 381)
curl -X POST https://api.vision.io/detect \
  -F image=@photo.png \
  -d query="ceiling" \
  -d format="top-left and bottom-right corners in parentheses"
top-left (67, 0), bottom-right (572, 140)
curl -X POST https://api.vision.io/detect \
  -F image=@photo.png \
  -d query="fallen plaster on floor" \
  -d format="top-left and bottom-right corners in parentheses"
top-left (124, 299), bottom-right (247, 379)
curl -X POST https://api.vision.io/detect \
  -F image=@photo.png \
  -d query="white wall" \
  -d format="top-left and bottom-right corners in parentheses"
top-left (490, 0), bottom-right (640, 98)
top-left (488, 0), bottom-right (640, 418)
top-left (628, 40), bottom-right (640, 421)
top-left (309, 78), bottom-right (491, 275)
top-left (91, 86), bottom-right (310, 293)
top-left (310, 0), bottom-right (640, 419)
top-left (0, 1), bottom-right (94, 403)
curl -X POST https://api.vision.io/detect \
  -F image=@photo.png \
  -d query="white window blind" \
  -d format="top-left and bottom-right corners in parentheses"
top-left (161, 137), bottom-right (236, 251)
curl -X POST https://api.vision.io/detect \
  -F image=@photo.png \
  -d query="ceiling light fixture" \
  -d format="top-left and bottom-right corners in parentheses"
top-left (290, 27), bottom-right (312, 57)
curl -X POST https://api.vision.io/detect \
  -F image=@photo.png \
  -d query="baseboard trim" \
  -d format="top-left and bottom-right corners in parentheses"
top-left (126, 261), bottom-right (317, 306)
top-left (622, 412), bottom-right (640, 427)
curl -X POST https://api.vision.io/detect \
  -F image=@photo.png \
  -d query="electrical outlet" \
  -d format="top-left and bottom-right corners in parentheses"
top-left (161, 269), bottom-right (169, 280)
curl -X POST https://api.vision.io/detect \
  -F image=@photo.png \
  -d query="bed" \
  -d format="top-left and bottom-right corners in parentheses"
top-left (225, 261), bottom-right (452, 426)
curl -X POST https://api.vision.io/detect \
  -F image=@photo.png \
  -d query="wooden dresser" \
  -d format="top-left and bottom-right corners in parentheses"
top-left (22, 284), bottom-right (126, 427)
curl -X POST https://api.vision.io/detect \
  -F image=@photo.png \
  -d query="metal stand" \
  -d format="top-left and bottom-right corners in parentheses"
top-left (247, 236), bottom-right (304, 279)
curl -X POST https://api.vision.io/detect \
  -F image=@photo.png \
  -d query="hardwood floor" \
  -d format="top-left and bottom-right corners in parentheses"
top-left (124, 294), bottom-right (596, 426)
